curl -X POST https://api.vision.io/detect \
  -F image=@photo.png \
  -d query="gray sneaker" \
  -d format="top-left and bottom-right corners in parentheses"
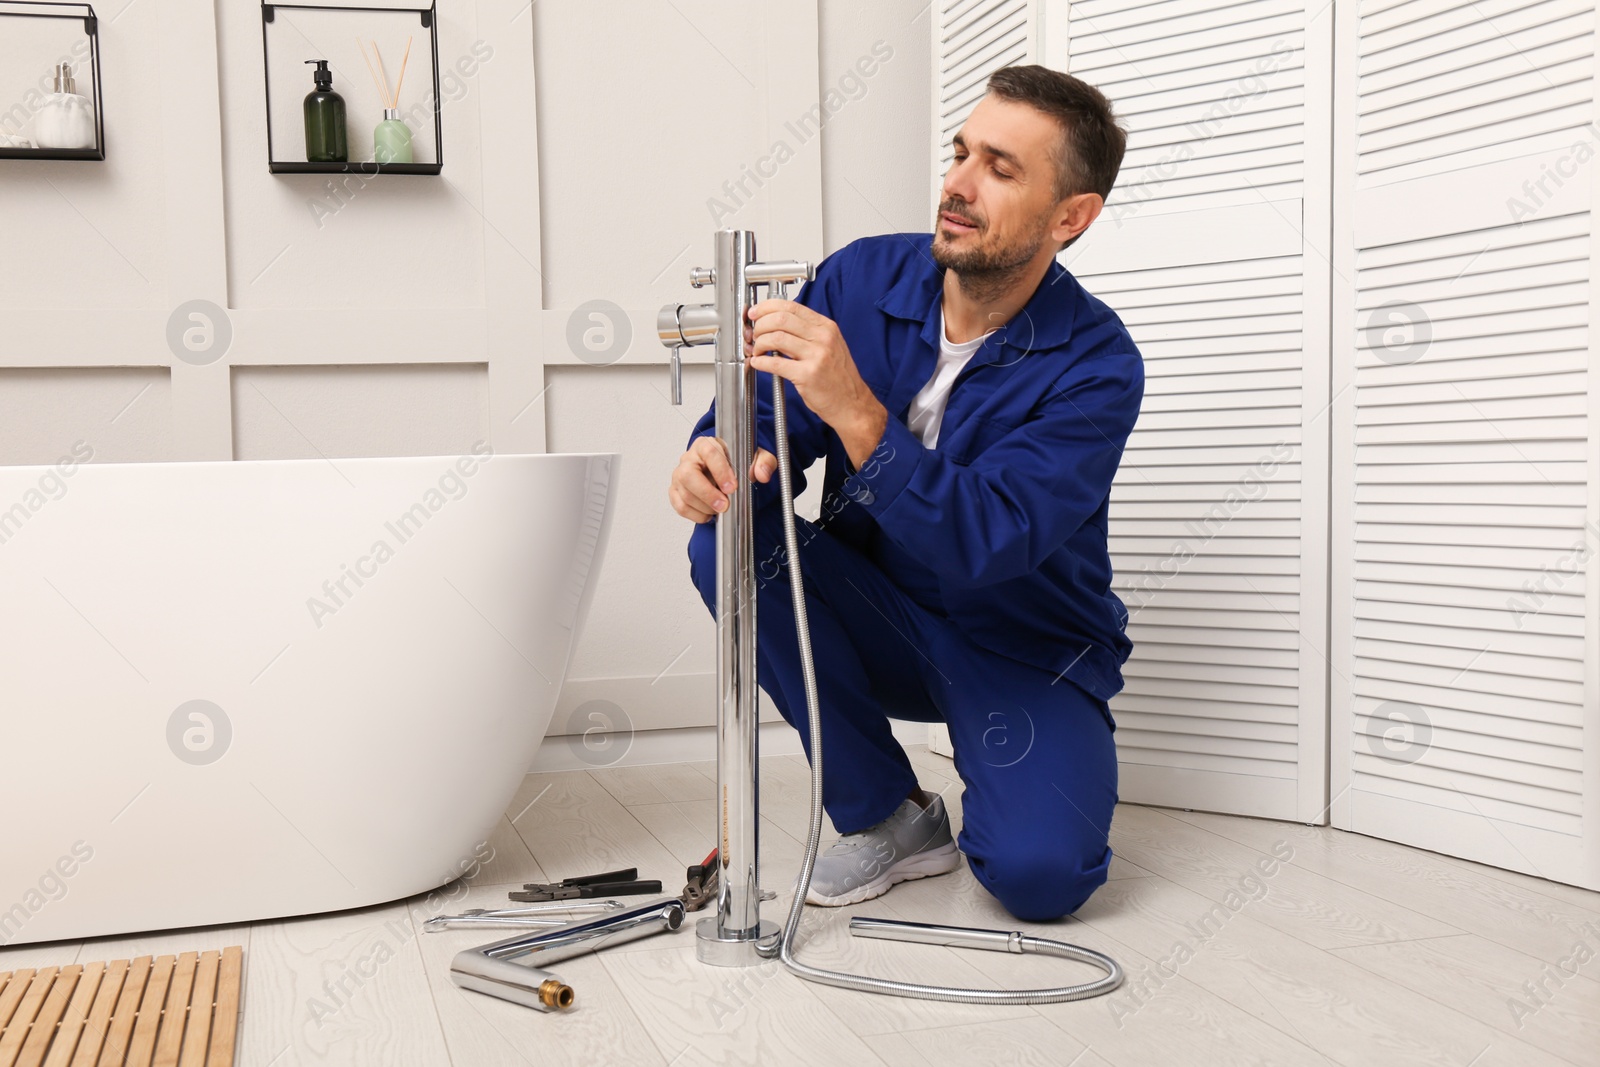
top-left (804, 792), bottom-right (961, 907)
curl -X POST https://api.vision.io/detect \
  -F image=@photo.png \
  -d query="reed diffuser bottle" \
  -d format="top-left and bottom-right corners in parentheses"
top-left (360, 37), bottom-right (414, 166)
top-left (374, 107), bottom-right (412, 165)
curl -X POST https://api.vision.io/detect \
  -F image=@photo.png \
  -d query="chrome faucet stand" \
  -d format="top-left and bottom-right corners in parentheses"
top-left (658, 229), bottom-right (814, 965)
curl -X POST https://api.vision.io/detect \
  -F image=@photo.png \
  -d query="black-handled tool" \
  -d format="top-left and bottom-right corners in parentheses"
top-left (530, 867), bottom-right (638, 888)
top-left (509, 867), bottom-right (663, 903)
top-left (509, 879), bottom-right (662, 903)
top-left (680, 847), bottom-right (720, 912)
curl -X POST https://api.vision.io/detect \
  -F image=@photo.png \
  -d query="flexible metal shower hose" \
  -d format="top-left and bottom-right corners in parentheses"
top-left (753, 368), bottom-right (1125, 1004)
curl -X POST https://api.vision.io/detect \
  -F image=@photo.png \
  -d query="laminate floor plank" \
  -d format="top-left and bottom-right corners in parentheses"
top-left (1162, 806), bottom-right (1600, 960)
top-left (1111, 804), bottom-right (1465, 950)
top-left (236, 902), bottom-right (447, 1067)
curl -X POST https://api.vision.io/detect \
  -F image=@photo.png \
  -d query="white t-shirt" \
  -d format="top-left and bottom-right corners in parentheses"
top-left (905, 306), bottom-right (995, 448)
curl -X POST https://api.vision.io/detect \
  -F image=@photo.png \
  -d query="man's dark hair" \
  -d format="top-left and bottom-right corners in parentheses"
top-left (985, 65), bottom-right (1127, 248)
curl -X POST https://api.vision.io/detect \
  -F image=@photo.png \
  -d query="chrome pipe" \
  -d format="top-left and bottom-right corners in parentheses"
top-left (428, 915), bottom-right (568, 930)
top-left (848, 917), bottom-right (1023, 953)
top-left (470, 896), bottom-right (686, 968)
top-left (710, 228), bottom-right (763, 950)
top-left (425, 899), bottom-right (628, 932)
top-left (449, 896), bottom-right (687, 1010)
top-left (450, 959), bottom-right (574, 1012)
top-left (744, 259), bottom-right (812, 285)
top-left (699, 232), bottom-right (813, 965)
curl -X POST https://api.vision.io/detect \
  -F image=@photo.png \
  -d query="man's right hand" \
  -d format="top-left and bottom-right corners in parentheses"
top-left (669, 437), bottom-right (779, 523)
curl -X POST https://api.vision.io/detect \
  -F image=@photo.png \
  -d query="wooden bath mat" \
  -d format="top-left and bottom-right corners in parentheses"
top-left (0, 946), bottom-right (242, 1067)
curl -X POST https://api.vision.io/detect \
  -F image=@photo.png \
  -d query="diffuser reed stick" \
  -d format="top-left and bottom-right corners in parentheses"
top-left (392, 35), bottom-right (413, 108)
top-left (358, 38), bottom-right (387, 104)
top-left (372, 40), bottom-right (393, 109)
top-left (356, 36), bottom-right (413, 109)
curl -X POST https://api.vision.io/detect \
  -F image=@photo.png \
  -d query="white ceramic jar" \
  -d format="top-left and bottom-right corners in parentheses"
top-left (32, 63), bottom-right (95, 151)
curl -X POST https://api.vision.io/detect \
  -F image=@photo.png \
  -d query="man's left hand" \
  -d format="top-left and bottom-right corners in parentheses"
top-left (745, 299), bottom-right (888, 468)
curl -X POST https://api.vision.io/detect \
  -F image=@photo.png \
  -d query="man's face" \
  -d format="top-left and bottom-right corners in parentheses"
top-left (932, 95), bottom-right (1064, 275)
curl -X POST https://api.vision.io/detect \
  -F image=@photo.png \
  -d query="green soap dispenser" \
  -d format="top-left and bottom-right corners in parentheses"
top-left (303, 59), bottom-right (348, 164)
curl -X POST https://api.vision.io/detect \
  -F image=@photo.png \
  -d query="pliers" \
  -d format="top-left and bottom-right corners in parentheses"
top-left (509, 866), bottom-right (662, 903)
top-left (478, 848), bottom-right (719, 918)
top-left (679, 848), bottom-right (719, 912)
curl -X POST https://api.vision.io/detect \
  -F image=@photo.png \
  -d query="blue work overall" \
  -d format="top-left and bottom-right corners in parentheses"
top-left (686, 232), bottom-right (1145, 922)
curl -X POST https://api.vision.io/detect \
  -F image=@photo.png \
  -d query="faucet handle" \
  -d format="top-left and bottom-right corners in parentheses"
top-left (689, 267), bottom-right (714, 288)
top-left (746, 259), bottom-right (813, 287)
top-left (669, 344), bottom-right (684, 405)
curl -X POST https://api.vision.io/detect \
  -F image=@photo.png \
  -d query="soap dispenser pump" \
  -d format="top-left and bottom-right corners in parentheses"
top-left (32, 62), bottom-right (95, 151)
top-left (303, 59), bottom-right (347, 164)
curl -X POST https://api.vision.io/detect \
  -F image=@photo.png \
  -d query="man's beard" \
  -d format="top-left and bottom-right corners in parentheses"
top-left (931, 201), bottom-right (1052, 303)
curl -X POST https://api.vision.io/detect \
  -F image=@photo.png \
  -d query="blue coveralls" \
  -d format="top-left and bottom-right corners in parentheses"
top-left (686, 232), bottom-right (1145, 921)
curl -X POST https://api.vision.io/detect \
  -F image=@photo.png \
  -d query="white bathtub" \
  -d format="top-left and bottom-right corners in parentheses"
top-left (0, 447), bottom-right (616, 947)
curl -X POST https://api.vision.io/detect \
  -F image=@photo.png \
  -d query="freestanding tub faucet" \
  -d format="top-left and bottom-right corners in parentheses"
top-left (657, 230), bottom-right (815, 965)
top-left (448, 234), bottom-right (814, 1007)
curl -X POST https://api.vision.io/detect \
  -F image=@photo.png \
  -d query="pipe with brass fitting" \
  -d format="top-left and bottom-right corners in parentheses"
top-left (448, 896), bottom-right (687, 1011)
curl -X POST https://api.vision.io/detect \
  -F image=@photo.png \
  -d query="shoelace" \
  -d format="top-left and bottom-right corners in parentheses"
top-left (825, 797), bottom-right (931, 854)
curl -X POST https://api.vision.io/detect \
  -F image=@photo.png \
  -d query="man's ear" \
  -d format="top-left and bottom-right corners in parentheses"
top-left (1053, 192), bottom-right (1104, 248)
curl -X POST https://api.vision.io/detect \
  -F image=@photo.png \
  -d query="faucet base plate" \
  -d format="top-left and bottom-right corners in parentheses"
top-left (694, 916), bottom-right (779, 968)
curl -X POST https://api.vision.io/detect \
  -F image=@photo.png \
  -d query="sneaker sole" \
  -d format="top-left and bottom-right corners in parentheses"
top-left (804, 841), bottom-right (962, 907)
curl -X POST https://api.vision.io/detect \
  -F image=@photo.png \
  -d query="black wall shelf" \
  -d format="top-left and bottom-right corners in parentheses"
top-left (261, 0), bottom-right (443, 175)
top-left (268, 159), bottom-right (440, 176)
top-left (0, 1), bottom-right (105, 161)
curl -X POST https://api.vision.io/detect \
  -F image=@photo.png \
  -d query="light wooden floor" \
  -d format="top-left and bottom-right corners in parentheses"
top-left (5, 745), bottom-right (1598, 1066)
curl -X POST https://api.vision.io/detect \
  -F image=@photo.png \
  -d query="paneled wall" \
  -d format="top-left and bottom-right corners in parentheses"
top-left (0, 0), bottom-right (934, 748)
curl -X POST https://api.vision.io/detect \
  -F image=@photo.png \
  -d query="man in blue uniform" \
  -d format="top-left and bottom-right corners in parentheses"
top-left (669, 65), bottom-right (1142, 921)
